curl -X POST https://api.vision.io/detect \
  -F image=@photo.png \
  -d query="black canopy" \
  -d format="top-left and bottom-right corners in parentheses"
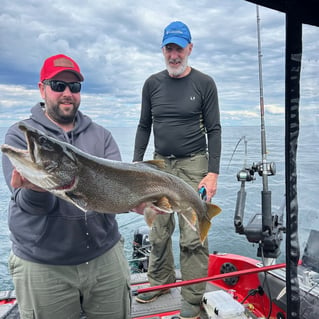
top-left (245, 0), bottom-right (319, 26)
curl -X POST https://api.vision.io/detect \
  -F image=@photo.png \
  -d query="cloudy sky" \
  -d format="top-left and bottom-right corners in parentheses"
top-left (0, 0), bottom-right (318, 128)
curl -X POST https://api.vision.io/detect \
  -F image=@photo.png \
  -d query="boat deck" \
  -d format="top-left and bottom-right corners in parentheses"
top-left (131, 272), bottom-right (182, 318)
top-left (132, 285), bottom-right (182, 318)
top-left (131, 271), bottom-right (216, 318)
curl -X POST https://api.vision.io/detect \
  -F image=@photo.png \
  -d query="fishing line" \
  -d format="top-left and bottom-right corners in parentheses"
top-left (226, 135), bottom-right (247, 171)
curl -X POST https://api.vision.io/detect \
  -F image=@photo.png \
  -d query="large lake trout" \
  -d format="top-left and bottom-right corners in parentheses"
top-left (1, 122), bottom-right (221, 242)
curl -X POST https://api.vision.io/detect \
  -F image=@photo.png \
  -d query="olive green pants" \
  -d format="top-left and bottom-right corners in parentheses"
top-left (149, 152), bottom-right (209, 305)
top-left (9, 239), bottom-right (131, 319)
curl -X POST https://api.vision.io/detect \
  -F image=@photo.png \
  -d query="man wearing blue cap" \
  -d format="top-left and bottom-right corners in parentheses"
top-left (133, 21), bottom-right (221, 319)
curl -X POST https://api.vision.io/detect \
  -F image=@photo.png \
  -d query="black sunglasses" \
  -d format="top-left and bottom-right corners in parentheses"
top-left (43, 80), bottom-right (81, 93)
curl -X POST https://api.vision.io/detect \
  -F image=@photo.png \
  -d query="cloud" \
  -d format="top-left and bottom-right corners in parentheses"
top-left (0, 0), bottom-right (317, 127)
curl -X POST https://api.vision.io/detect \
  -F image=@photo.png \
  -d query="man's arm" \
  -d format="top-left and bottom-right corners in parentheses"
top-left (199, 76), bottom-right (221, 201)
top-left (133, 81), bottom-right (153, 162)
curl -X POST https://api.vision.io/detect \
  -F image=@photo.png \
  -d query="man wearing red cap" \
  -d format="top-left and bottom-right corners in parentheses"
top-left (134, 21), bottom-right (221, 319)
top-left (2, 54), bottom-right (131, 318)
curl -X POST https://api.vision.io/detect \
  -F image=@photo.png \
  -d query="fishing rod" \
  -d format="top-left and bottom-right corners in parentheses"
top-left (233, 6), bottom-right (285, 260)
top-left (133, 262), bottom-right (287, 295)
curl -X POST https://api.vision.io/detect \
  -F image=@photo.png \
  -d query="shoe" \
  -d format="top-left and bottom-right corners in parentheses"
top-left (179, 299), bottom-right (201, 319)
top-left (135, 289), bottom-right (170, 303)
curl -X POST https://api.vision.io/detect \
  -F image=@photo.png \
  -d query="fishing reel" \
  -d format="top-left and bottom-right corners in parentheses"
top-left (237, 168), bottom-right (256, 182)
top-left (237, 161), bottom-right (276, 182)
top-left (254, 161), bottom-right (276, 177)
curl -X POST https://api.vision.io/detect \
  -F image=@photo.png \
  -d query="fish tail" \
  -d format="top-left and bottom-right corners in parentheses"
top-left (198, 203), bottom-right (222, 243)
top-left (198, 219), bottom-right (212, 243)
top-left (207, 203), bottom-right (222, 219)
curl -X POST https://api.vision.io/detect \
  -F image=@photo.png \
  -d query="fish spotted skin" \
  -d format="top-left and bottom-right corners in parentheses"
top-left (1, 122), bottom-right (221, 242)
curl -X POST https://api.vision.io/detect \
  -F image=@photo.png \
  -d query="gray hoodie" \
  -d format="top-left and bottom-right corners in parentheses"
top-left (2, 103), bottom-right (122, 265)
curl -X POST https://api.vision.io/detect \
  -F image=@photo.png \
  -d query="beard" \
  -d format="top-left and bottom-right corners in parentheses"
top-left (165, 56), bottom-right (189, 77)
top-left (45, 100), bottom-right (80, 124)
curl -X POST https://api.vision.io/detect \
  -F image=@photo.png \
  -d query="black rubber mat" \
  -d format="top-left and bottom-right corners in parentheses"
top-left (132, 285), bottom-right (182, 318)
top-left (131, 272), bottom-right (182, 317)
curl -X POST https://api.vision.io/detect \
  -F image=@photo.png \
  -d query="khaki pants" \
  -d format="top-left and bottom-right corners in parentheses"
top-left (148, 152), bottom-right (209, 304)
top-left (9, 239), bottom-right (131, 319)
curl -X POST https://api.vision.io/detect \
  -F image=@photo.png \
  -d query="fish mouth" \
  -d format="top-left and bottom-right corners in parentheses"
top-left (1, 143), bottom-right (77, 191)
top-left (3, 147), bottom-right (77, 193)
top-left (1, 144), bottom-right (28, 154)
top-left (54, 176), bottom-right (77, 191)
top-left (1, 144), bottom-right (32, 163)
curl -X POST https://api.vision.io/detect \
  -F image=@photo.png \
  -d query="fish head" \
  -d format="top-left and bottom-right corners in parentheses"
top-left (1, 122), bottom-right (79, 191)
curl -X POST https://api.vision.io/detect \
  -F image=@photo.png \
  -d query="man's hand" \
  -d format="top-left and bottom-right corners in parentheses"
top-left (11, 169), bottom-right (46, 192)
top-left (198, 172), bottom-right (218, 202)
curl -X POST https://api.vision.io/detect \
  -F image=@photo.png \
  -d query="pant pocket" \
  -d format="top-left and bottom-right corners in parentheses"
top-left (8, 251), bottom-right (17, 276)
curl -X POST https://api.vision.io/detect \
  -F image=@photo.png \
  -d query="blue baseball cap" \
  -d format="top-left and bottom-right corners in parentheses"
top-left (161, 21), bottom-right (192, 48)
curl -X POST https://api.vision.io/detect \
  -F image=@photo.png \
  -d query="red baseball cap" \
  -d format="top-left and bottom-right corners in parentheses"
top-left (40, 54), bottom-right (84, 82)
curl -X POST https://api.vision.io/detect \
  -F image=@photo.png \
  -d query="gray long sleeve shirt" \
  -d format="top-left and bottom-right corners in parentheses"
top-left (133, 68), bottom-right (221, 174)
top-left (2, 103), bottom-right (122, 265)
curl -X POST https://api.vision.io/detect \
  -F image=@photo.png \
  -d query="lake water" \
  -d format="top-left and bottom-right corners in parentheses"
top-left (1, 125), bottom-right (318, 291)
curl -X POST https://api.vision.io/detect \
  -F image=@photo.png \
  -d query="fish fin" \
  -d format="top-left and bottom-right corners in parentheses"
top-left (206, 203), bottom-right (222, 219)
top-left (182, 208), bottom-right (198, 225)
top-left (142, 159), bottom-right (166, 169)
top-left (198, 203), bottom-right (222, 243)
top-left (143, 197), bottom-right (173, 227)
top-left (53, 191), bottom-right (87, 212)
top-left (148, 196), bottom-right (174, 214)
top-left (155, 196), bottom-right (172, 212)
top-left (144, 206), bottom-right (157, 227)
top-left (180, 211), bottom-right (197, 232)
top-left (69, 200), bottom-right (88, 213)
top-left (62, 192), bottom-right (89, 212)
